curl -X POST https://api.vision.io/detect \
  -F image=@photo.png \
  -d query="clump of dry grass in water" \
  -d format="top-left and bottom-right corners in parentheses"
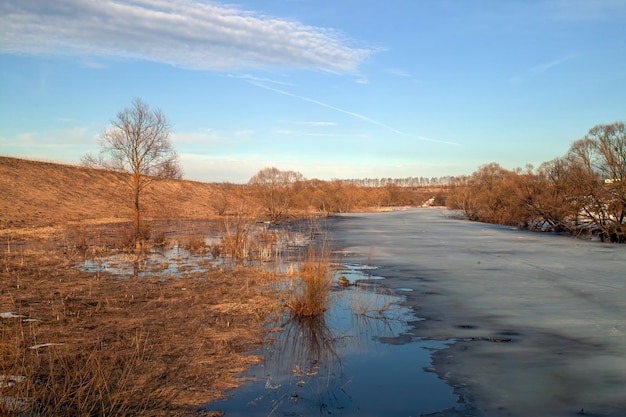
top-left (182, 235), bottom-right (206, 253)
top-left (285, 241), bottom-right (337, 318)
top-left (220, 214), bottom-right (253, 264)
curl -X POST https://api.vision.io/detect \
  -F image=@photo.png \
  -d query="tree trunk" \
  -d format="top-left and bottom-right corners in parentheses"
top-left (133, 172), bottom-right (141, 246)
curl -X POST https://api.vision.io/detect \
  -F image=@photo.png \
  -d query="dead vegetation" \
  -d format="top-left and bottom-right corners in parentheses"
top-left (0, 234), bottom-right (281, 416)
top-left (0, 155), bottom-right (441, 415)
top-left (0, 156), bottom-right (230, 230)
top-left (285, 238), bottom-right (337, 318)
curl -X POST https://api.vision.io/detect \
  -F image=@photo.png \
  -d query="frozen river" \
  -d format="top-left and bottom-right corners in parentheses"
top-left (328, 208), bottom-right (626, 417)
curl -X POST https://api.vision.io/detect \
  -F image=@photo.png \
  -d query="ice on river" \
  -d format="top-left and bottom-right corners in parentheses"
top-left (329, 208), bottom-right (626, 417)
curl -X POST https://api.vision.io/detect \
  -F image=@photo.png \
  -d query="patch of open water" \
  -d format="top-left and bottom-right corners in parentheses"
top-left (76, 226), bottom-right (310, 278)
top-left (80, 245), bottom-right (218, 278)
top-left (72, 226), bottom-right (463, 415)
top-left (205, 265), bottom-right (461, 416)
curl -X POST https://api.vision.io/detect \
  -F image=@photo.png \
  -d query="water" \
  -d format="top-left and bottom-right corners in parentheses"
top-left (76, 225), bottom-right (309, 278)
top-left (327, 208), bottom-right (626, 416)
top-left (206, 265), bottom-right (460, 416)
top-left (80, 245), bottom-right (216, 277)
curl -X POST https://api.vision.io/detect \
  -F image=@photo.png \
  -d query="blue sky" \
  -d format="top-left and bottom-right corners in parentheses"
top-left (1, 0), bottom-right (625, 183)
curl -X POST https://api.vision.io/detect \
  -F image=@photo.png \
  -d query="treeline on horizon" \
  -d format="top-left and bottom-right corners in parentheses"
top-left (238, 120), bottom-right (625, 243)
top-left (447, 121), bottom-right (626, 242)
top-left (211, 167), bottom-right (449, 223)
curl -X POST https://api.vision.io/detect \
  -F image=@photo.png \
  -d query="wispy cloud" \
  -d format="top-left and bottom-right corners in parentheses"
top-left (273, 128), bottom-right (367, 138)
top-left (229, 74), bottom-right (295, 87)
top-left (0, 128), bottom-right (97, 162)
top-left (249, 81), bottom-right (408, 135)
top-left (304, 121), bottom-right (337, 126)
top-left (531, 54), bottom-right (576, 73)
top-left (249, 81), bottom-right (459, 145)
top-left (551, 0), bottom-right (626, 21)
top-left (0, 0), bottom-right (372, 72)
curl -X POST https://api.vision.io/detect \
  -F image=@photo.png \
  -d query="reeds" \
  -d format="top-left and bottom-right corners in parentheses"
top-left (286, 241), bottom-right (336, 318)
top-left (349, 283), bottom-right (396, 318)
top-left (0, 318), bottom-right (169, 417)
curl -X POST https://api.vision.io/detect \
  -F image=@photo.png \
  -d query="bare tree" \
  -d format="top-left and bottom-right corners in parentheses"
top-left (248, 167), bottom-right (304, 223)
top-left (83, 98), bottom-right (182, 244)
top-left (565, 122), bottom-right (626, 241)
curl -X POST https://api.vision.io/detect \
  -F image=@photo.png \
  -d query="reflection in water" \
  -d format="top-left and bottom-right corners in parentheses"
top-left (207, 266), bottom-right (459, 416)
top-left (76, 227), bottom-right (309, 278)
top-left (263, 314), bottom-right (345, 415)
top-left (79, 245), bottom-right (214, 278)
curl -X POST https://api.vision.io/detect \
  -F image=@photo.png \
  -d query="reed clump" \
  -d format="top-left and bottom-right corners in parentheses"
top-left (286, 242), bottom-right (336, 318)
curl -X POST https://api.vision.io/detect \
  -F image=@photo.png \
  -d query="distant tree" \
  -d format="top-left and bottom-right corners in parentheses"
top-left (83, 98), bottom-right (181, 245)
top-left (519, 158), bottom-right (581, 233)
top-left (448, 163), bottom-right (525, 225)
top-left (248, 167), bottom-right (304, 223)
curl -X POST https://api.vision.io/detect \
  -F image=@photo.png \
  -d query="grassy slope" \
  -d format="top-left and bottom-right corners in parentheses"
top-left (0, 156), bottom-right (220, 229)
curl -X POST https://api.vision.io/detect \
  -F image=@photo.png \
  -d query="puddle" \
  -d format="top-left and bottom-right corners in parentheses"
top-left (80, 245), bottom-right (217, 278)
top-left (205, 265), bottom-right (460, 416)
top-left (76, 226), bottom-right (310, 278)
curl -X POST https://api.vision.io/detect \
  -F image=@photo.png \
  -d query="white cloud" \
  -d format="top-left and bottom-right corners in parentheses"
top-left (179, 153), bottom-right (261, 183)
top-left (0, 128), bottom-right (97, 162)
top-left (551, 0), bottom-right (626, 21)
top-left (0, 0), bottom-right (372, 73)
top-left (170, 130), bottom-right (241, 147)
top-left (304, 121), bottom-right (337, 126)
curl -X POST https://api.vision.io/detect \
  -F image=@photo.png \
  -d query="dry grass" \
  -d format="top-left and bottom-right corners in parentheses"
top-left (0, 156), bottom-right (324, 415)
top-left (0, 232), bottom-right (281, 416)
top-left (349, 283), bottom-right (396, 318)
top-left (0, 156), bottom-right (232, 231)
top-left (285, 241), bottom-right (337, 318)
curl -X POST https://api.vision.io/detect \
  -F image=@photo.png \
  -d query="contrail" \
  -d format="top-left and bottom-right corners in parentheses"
top-left (248, 81), bottom-right (459, 145)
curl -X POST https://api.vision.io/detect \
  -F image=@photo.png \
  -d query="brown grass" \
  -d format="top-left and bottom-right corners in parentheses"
top-left (0, 156), bottom-right (232, 231)
top-left (285, 241), bottom-right (337, 318)
top-left (0, 227), bottom-right (281, 416)
top-left (0, 156), bottom-right (334, 415)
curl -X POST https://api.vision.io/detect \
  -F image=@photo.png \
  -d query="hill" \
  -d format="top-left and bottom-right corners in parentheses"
top-left (0, 156), bottom-right (223, 230)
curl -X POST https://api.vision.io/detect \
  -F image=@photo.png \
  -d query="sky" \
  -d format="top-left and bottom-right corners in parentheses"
top-left (1, 0), bottom-right (625, 183)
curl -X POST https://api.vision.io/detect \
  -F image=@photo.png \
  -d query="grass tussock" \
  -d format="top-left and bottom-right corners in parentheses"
top-left (286, 241), bottom-right (337, 318)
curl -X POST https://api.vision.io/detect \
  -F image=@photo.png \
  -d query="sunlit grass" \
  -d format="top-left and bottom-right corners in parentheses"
top-left (286, 241), bottom-right (337, 318)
